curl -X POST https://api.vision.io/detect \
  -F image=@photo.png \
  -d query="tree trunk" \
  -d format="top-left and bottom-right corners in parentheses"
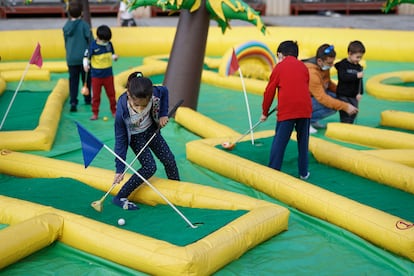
top-left (163, 0), bottom-right (210, 111)
top-left (81, 0), bottom-right (91, 27)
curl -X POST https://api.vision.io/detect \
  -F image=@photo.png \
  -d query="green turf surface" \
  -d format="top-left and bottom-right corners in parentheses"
top-left (228, 137), bottom-right (414, 222)
top-left (0, 176), bottom-right (247, 246)
top-left (1, 57), bottom-right (414, 275)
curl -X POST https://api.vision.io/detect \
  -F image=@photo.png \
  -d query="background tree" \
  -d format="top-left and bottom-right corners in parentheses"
top-left (64, 0), bottom-right (91, 26)
top-left (383, 0), bottom-right (414, 13)
top-left (127, 0), bottom-right (266, 110)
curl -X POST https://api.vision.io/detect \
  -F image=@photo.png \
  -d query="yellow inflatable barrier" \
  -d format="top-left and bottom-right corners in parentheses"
top-left (2, 27), bottom-right (414, 62)
top-left (0, 69), bottom-right (50, 82)
top-left (308, 136), bottom-right (414, 195)
top-left (325, 122), bottom-right (414, 149)
top-left (0, 77), bottom-right (5, 96)
top-left (2, 25), bottom-right (414, 268)
top-left (140, 54), bottom-right (268, 96)
top-left (186, 135), bottom-right (414, 262)
top-left (366, 71), bottom-right (414, 101)
top-left (0, 61), bottom-right (68, 73)
top-left (0, 213), bottom-right (63, 269)
top-left (0, 150), bottom-right (289, 275)
top-left (0, 78), bottom-right (68, 151)
top-left (175, 107), bottom-right (240, 139)
top-left (362, 149), bottom-right (414, 167)
top-left (381, 110), bottom-right (414, 131)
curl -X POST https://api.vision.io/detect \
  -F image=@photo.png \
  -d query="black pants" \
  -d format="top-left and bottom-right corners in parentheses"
top-left (116, 125), bottom-right (180, 198)
top-left (68, 64), bottom-right (91, 106)
top-left (121, 18), bottom-right (137, 27)
top-left (337, 95), bottom-right (358, 124)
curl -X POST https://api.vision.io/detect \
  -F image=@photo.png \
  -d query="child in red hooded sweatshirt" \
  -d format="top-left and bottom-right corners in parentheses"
top-left (261, 40), bottom-right (312, 180)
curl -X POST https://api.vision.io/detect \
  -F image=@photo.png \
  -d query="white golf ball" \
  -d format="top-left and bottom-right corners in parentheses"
top-left (117, 218), bottom-right (125, 226)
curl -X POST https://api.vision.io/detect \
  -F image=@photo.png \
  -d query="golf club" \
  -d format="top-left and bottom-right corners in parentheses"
top-left (81, 70), bottom-right (89, 96)
top-left (90, 99), bottom-right (184, 212)
top-left (104, 143), bottom-right (199, 228)
top-left (222, 107), bottom-right (276, 150)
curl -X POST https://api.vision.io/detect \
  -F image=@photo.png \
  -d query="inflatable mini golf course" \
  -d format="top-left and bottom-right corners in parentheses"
top-left (0, 25), bottom-right (414, 275)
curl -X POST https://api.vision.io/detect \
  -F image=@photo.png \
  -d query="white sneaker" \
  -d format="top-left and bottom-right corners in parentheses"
top-left (309, 125), bottom-right (317, 134)
top-left (300, 172), bottom-right (310, 180)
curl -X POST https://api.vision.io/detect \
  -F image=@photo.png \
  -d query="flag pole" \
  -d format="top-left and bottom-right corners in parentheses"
top-left (238, 67), bottom-right (254, 145)
top-left (102, 144), bottom-right (198, 229)
top-left (1, 42), bottom-right (42, 130)
top-left (0, 62), bottom-right (31, 130)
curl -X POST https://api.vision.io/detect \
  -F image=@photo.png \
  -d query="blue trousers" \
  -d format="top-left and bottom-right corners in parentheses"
top-left (269, 118), bottom-right (310, 177)
top-left (117, 125), bottom-right (180, 198)
top-left (311, 90), bottom-right (337, 124)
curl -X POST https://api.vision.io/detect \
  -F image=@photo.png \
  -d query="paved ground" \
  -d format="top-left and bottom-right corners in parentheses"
top-left (1, 14), bottom-right (414, 31)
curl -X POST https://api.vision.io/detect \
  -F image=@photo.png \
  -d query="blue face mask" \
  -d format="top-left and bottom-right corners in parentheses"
top-left (321, 65), bottom-right (331, 71)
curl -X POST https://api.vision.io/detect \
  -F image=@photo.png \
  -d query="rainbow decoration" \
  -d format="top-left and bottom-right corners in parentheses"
top-left (219, 40), bottom-right (276, 78)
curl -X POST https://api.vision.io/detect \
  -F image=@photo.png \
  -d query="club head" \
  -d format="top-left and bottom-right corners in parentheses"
top-left (254, 142), bottom-right (264, 147)
top-left (221, 142), bottom-right (235, 150)
top-left (81, 86), bottom-right (89, 96)
top-left (188, 222), bottom-right (204, 229)
top-left (91, 201), bottom-right (102, 212)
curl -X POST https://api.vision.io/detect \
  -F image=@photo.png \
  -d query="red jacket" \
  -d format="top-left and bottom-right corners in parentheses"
top-left (262, 56), bottom-right (312, 121)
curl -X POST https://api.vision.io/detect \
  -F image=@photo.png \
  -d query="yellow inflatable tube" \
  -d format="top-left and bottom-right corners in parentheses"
top-left (308, 136), bottom-right (414, 194)
top-left (0, 70), bottom-right (50, 82)
top-left (186, 135), bottom-right (414, 262)
top-left (175, 107), bottom-right (240, 139)
top-left (2, 27), bottom-right (414, 62)
top-left (325, 122), bottom-right (414, 149)
top-left (0, 150), bottom-right (289, 275)
top-left (0, 77), bottom-right (5, 96)
top-left (0, 78), bottom-right (68, 151)
top-left (366, 71), bottom-right (414, 101)
top-left (381, 110), bottom-right (414, 131)
top-left (0, 213), bottom-right (63, 269)
top-left (362, 149), bottom-right (414, 167)
top-left (202, 69), bottom-right (266, 96)
top-left (0, 61), bottom-right (68, 73)
top-left (139, 54), bottom-right (267, 96)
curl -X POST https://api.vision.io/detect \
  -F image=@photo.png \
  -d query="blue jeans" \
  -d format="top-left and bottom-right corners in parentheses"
top-left (311, 90), bottom-right (337, 124)
top-left (268, 118), bottom-right (310, 177)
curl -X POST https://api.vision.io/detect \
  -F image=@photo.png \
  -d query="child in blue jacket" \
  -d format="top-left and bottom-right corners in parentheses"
top-left (112, 72), bottom-right (180, 210)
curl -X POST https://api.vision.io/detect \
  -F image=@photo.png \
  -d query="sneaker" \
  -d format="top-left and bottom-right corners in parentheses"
top-left (112, 197), bottom-right (139, 210)
top-left (311, 121), bottom-right (326, 129)
top-left (300, 172), bottom-right (310, 180)
top-left (90, 114), bottom-right (98, 120)
top-left (70, 105), bottom-right (77, 112)
top-left (309, 125), bottom-right (317, 134)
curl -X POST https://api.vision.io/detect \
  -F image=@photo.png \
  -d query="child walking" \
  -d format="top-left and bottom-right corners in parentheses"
top-left (63, 1), bottom-right (93, 112)
top-left (83, 25), bottom-right (118, 120)
top-left (112, 72), bottom-right (180, 210)
top-left (261, 41), bottom-right (312, 180)
top-left (334, 40), bottom-right (366, 124)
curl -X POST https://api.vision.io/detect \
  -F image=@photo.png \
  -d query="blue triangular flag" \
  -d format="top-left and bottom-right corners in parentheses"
top-left (76, 122), bottom-right (104, 168)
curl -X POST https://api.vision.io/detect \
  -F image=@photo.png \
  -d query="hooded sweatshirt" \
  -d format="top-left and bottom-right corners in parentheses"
top-left (303, 57), bottom-right (348, 111)
top-left (63, 18), bottom-right (92, 66)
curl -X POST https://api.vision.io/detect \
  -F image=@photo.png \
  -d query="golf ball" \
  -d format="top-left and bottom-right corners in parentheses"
top-left (103, 116), bottom-right (108, 121)
top-left (117, 218), bottom-right (125, 226)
